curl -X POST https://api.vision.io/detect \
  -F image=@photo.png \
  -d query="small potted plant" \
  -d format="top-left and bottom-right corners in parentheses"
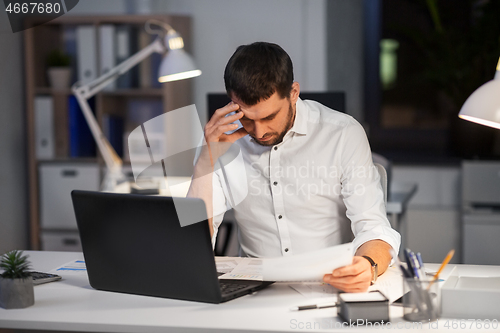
top-left (0, 250), bottom-right (34, 309)
top-left (46, 49), bottom-right (72, 89)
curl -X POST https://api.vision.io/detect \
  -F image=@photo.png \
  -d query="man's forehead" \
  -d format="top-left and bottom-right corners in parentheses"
top-left (231, 93), bottom-right (287, 118)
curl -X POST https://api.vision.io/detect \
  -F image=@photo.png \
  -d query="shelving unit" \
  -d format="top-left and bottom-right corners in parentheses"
top-left (24, 15), bottom-right (194, 250)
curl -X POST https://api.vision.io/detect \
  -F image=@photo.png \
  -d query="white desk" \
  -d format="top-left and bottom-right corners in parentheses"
top-left (1, 251), bottom-right (499, 333)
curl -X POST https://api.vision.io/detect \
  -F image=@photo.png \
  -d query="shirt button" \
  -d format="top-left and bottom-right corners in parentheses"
top-left (274, 146), bottom-right (278, 151)
top-left (273, 181), bottom-right (278, 186)
top-left (278, 215), bottom-right (282, 219)
top-left (284, 248), bottom-right (289, 252)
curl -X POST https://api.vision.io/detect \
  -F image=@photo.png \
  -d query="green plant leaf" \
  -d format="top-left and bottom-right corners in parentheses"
top-left (0, 250), bottom-right (31, 279)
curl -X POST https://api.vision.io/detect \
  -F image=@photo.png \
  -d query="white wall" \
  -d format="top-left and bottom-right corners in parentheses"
top-left (0, 8), bottom-right (28, 253)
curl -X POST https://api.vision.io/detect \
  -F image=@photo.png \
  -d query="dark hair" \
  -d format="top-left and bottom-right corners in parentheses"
top-left (224, 42), bottom-right (294, 106)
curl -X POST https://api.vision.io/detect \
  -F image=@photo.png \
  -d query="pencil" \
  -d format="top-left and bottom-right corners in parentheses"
top-left (433, 249), bottom-right (455, 280)
top-left (427, 249), bottom-right (454, 290)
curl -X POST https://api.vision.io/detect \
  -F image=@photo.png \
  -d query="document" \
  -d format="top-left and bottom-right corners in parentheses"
top-left (262, 243), bottom-right (353, 282)
top-left (289, 283), bottom-right (339, 299)
top-left (216, 243), bottom-right (353, 282)
top-left (215, 257), bottom-right (240, 274)
top-left (50, 260), bottom-right (87, 274)
top-left (217, 257), bottom-right (263, 281)
top-left (368, 265), bottom-right (403, 303)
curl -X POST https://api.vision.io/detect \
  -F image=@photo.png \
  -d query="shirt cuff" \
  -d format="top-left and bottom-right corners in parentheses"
top-left (351, 226), bottom-right (401, 263)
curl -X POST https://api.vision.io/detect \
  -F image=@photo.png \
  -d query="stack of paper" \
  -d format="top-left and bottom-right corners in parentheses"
top-left (216, 243), bottom-right (353, 282)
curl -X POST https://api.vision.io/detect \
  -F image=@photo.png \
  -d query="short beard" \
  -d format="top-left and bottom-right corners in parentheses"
top-left (253, 102), bottom-right (295, 147)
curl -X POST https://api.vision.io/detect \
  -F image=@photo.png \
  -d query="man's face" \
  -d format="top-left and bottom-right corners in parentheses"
top-left (231, 83), bottom-right (300, 146)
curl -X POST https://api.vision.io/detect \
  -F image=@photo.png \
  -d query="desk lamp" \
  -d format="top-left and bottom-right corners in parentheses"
top-left (458, 57), bottom-right (500, 129)
top-left (72, 20), bottom-right (201, 191)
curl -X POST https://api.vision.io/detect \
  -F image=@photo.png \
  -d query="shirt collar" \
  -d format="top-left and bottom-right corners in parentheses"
top-left (289, 98), bottom-right (308, 136)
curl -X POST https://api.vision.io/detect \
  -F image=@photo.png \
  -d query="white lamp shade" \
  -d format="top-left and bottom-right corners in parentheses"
top-left (158, 49), bottom-right (201, 83)
top-left (459, 79), bottom-right (500, 130)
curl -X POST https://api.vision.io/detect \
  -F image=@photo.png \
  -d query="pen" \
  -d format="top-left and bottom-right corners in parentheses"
top-left (416, 252), bottom-right (426, 277)
top-left (290, 302), bottom-right (338, 311)
top-left (403, 249), bottom-right (415, 278)
top-left (407, 251), bottom-right (421, 279)
top-left (399, 264), bottom-right (412, 278)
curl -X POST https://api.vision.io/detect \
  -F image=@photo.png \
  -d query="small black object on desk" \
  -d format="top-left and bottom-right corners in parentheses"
top-left (337, 291), bottom-right (389, 323)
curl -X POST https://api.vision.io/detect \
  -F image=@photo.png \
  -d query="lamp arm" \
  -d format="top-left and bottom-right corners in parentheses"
top-left (71, 37), bottom-right (166, 188)
top-left (72, 92), bottom-right (122, 175)
top-left (73, 38), bottom-right (165, 99)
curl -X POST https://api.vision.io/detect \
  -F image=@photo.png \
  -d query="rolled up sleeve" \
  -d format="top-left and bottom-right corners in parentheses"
top-left (339, 119), bottom-right (401, 257)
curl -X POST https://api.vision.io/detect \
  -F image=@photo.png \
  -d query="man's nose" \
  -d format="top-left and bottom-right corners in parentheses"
top-left (253, 122), bottom-right (267, 138)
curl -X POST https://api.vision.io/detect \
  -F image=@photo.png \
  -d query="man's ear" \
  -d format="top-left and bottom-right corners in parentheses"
top-left (290, 81), bottom-right (300, 104)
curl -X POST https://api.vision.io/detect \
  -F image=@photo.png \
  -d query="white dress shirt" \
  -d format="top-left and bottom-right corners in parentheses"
top-left (211, 98), bottom-right (401, 258)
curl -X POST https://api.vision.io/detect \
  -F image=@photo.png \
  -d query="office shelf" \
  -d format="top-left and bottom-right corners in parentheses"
top-left (24, 15), bottom-right (194, 250)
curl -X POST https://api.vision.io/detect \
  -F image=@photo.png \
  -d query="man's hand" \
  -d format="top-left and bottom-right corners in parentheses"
top-left (323, 256), bottom-right (372, 293)
top-left (188, 102), bottom-right (248, 237)
top-left (203, 102), bottom-right (248, 163)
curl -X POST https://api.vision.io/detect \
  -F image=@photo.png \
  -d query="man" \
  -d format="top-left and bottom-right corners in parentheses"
top-left (188, 42), bottom-right (400, 292)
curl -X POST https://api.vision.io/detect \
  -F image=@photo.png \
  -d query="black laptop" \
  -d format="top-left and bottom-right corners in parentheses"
top-left (71, 190), bottom-right (273, 304)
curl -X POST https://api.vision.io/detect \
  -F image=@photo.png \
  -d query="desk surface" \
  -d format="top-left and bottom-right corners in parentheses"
top-left (1, 251), bottom-right (499, 333)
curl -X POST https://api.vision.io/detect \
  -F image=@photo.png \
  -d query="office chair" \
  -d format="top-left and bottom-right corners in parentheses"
top-left (372, 153), bottom-right (392, 201)
top-left (374, 163), bottom-right (388, 206)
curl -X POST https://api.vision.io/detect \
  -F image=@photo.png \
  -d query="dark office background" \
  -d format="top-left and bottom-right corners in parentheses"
top-left (365, 0), bottom-right (500, 162)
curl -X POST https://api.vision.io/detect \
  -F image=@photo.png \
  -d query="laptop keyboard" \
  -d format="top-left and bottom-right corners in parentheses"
top-left (219, 281), bottom-right (251, 295)
top-left (29, 271), bottom-right (62, 285)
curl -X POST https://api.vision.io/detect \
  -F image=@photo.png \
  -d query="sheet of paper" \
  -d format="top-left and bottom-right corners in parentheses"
top-left (219, 258), bottom-right (263, 281)
top-left (262, 243), bottom-right (353, 282)
top-left (215, 257), bottom-right (242, 274)
top-left (368, 265), bottom-right (403, 302)
top-left (49, 260), bottom-right (87, 274)
top-left (289, 283), bottom-right (339, 299)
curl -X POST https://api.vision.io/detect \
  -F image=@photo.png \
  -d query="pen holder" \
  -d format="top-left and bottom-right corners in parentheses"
top-left (403, 278), bottom-right (440, 322)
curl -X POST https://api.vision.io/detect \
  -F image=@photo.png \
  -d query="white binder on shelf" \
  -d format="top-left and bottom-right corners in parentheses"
top-left (76, 25), bottom-right (97, 85)
top-left (99, 24), bottom-right (116, 91)
top-left (34, 96), bottom-right (55, 160)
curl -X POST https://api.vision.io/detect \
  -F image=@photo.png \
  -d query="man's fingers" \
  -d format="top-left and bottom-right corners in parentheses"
top-left (324, 275), bottom-right (371, 293)
top-left (327, 273), bottom-right (368, 285)
top-left (226, 127), bottom-right (248, 142)
top-left (215, 109), bottom-right (244, 127)
top-left (205, 103), bottom-right (242, 142)
top-left (214, 124), bottom-right (240, 136)
top-left (212, 102), bottom-right (240, 122)
top-left (332, 264), bottom-right (363, 277)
